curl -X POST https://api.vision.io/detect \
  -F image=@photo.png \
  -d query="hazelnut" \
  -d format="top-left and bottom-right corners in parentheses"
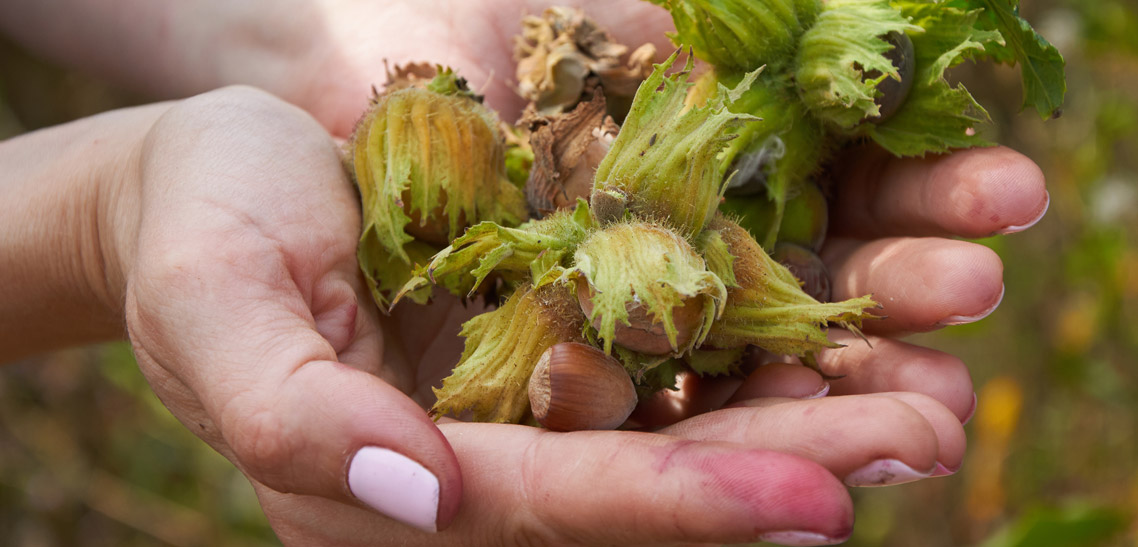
top-left (528, 342), bottom-right (638, 431)
top-left (575, 277), bottom-right (705, 355)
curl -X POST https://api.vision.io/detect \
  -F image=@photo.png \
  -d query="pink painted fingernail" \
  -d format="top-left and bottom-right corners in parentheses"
top-left (939, 284), bottom-right (1005, 326)
top-left (962, 392), bottom-right (978, 425)
top-left (348, 446), bottom-right (439, 533)
top-left (759, 531), bottom-right (847, 546)
top-left (931, 461), bottom-right (961, 477)
top-left (804, 382), bottom-right (831, 399)
top-left (844, 458), bottom-right (933, 487)
top-left (996, 191), bottom-right (1050, 234)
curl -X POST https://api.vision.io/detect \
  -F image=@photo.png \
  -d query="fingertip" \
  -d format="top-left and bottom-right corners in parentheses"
top-left (822, 332), bottom-right (976, 421)
top-left (347, 446), bottom-right (441, 533)
top-left (827, 237), bottom-right (1005, 333)
top-left (677, 447), bottom-right (855, 542)
top-left (977, 147), bottom-right (1049, 234)
top-left (729, 362), bottom-right (828, 403)
top-left (253, 360), bottom-right (463, 532)
top-left (830, 144), bottom-right (1049, 239)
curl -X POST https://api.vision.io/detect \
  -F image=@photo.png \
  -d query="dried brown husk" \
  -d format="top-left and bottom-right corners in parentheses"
top-left (523, 89), bottom-right (619, 216)
top-left (514, 6), bottom-right (655, 117)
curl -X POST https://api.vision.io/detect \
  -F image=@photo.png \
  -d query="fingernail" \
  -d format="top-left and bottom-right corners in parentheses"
top-left (804, 382), bottom-right (830, 399)
top-left (844, 458), bottom-right (933, 487)
top-left (996, 191), bottom-right (1050, 234)
top-left (931, 461), bottom-right (961, 477)
top-left (962, 392), bottom-right (978, 425)
top-left (939, 284), bottom-right (1005, 326)
top-left (759, 531), bottom-right (847, 546)
top-left (348, 446), bottom-right (439, 533)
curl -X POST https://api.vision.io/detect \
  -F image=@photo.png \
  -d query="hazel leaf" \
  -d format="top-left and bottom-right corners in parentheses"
top-left (963, 0), bottom-right (1067, 120)
top-left (860, 2), bottom-right (998, 156)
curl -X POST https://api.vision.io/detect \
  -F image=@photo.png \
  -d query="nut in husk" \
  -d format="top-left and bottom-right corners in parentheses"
top-left (430, 283), bottom-right (585, 424)
top-left (591, 50), bottom-right (759, 237)
top-left (703, 215), bottom-right (877, 356)
top-left (348, 65), bottom-right (527, 307)
top-left (570, 220), bottom-right (727, 357)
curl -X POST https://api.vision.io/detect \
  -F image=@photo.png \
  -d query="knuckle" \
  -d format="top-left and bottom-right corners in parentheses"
top-left (225, 400), bottom-right (296, 488)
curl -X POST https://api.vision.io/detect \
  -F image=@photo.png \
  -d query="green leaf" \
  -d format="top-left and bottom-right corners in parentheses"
top-left (979, 504), bottom-right (1128, 547)
top-left (964, 0), bottom-right (1067, 119)
top-left (864, 2), bottom-right (997, 155)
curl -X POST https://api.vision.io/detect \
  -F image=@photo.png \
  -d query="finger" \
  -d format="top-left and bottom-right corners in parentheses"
top-left (830, 145), bottom-right (1049, 239)
top-left (630, 350), bottom-right (830, 429)
top-left (628, 370), bottom-right (743, 429)
top-left (728, 362), bottom-right (830, 403)
top-left (871, 392), bottom-right (968, 476)
top-left (818, 330), bottom-right (976, 423)
top-left (258, 425), bottom-right (855, 546)
top-left (822, 236), bottom-right (1004, 334)
top-left (663, 393), bottom-right (962, 486)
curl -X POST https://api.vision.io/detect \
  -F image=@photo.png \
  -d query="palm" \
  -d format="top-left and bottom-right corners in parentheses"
top-left (300, 0), bottom-right (674, 136)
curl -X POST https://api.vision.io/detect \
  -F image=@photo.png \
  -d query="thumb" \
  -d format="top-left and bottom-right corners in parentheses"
top-left (222, 358), bottom-right (464, 534)
top-left (125, 266), bottom-right (462, 533)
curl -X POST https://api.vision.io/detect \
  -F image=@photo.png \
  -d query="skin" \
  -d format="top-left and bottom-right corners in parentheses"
top-left (0, 1), bottom-right (1049, 545)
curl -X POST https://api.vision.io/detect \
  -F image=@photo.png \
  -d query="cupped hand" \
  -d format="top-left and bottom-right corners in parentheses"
top-left (118, 86), bottom-right (858, 546)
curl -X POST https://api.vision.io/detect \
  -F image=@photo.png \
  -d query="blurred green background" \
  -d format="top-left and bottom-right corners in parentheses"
top-left (1, 1), bottom-right (1136, 545)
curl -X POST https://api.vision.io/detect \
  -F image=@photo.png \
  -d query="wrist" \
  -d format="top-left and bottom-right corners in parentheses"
top-left (0, 103), bottom-right (165, 361)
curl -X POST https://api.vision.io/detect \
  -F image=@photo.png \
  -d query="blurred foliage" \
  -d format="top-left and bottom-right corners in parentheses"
top-left (2, 0), bottom-right (1138, 545)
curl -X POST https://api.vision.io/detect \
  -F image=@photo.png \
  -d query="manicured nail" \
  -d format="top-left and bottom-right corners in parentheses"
top-left (996, 191), bottom-right (1050, 235)
top-left (759, 531), bottom-right (846, 546)
top-left (962, 392), bottom-right (978, 425)
top-left (804, 382), bottom-right (830, 399)
top-left (844, 458), bottom-right (933, 487)
top-left (348, 446), bottom-right (440, 533)
top-left (931, 461), bottom-right (960, 477)
top-left (939, 284), bottom-right (1005, 326)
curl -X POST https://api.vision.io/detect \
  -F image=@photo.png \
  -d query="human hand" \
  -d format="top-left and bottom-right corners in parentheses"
top-left (638, 143), bottom-right (1047, 486)
top-left (9, 2), bottom-right (1046, 544)
top-left (114, 86), bottom-right (862, 546)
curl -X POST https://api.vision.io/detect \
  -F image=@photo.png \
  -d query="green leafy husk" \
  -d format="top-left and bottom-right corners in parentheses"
top-left (349, 68), bottom-right (527, 307)
top-left (794, 0), bottom-right (923, 128)
top-left (648, 0), bottom-right (820, 71)
top-left (592, 49), bottom-right (760, 237)
top-left (703, 215), bottom-right (879, 355)
top-left (858, 2), bottom-right (999, 155)
top-left (400, 200), bottom-right (595, 300)
top-left (570, 219), bottom-right (727, 355)
top-left (430, 283), bottom-right (585, 423)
